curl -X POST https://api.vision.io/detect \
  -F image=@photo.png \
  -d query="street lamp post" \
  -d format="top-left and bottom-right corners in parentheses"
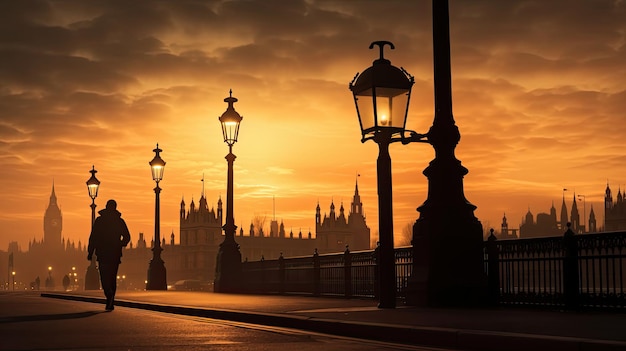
top-left (351, 0), bottom-right (487, 308)
top-left (350, 41), bottom-right (425, 308)
top-left (47, 266), bottom-right (53, 290)
top-left (146, 144), bottom-right (167, 290)
top-left (214, 90), bottom-right (243, 293)
top-left (409, 0), bottom-right (486, 307)
top-left (71, 266), bottom-right (77, 290)
top-left (11, 271), bottom-right (15, 291)
top-left (85, 165), bottom-right (101, 290)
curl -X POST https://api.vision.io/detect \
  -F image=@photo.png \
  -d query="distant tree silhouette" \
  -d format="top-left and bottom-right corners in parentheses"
top-left (252, 214), bottom-right (267, 237)
top-left (397, 222), bottom-right (413, 247)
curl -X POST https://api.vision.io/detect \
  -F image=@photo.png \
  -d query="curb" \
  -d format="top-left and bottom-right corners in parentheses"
top-left (41, 293), bottom-right (626, 351)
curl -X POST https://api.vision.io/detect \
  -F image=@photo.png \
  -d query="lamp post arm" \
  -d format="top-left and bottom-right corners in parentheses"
top-left (401, 131), bottom-right (429, 145)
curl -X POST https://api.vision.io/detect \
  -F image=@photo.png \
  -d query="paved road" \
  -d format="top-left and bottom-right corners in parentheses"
top-left (40, 290), bottom-right (626, 351)
top-left (0, 292), bottom-right (446, 351)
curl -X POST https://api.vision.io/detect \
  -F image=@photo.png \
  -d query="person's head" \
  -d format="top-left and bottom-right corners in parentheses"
top-left (106, 199), bottom-right (117, 210)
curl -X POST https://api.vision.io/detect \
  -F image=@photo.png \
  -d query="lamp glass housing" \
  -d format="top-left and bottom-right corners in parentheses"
top-left (220, 116), bottom-right (241, 146)
top-left (86, 166), bottom-right (100, 200)
top-left (354, 87), bottom-right (411, 137)
top-left (219, 92), bottom-right (243, 146)
top-left (87, 182), bottom-right (99, 199)
top-left (149, 146), bottom-right (166, 182)
top-left (350, 41), bottom-right (413, 142)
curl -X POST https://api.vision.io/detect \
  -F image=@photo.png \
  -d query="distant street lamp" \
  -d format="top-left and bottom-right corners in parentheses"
top-left (85, 165), bottom-right (101, 290)
top-left (214, 90), bottom-right (243, 293)
top-left (47, 266), bottom-right (53, 290)
top-left (350, 40), bottom-right (426, 308)
top-left (11, 271), bottom-right (15, 291)
top-left (146, 144), bottom-right (167, 290)
top-left (71, 266), bottom-right (77, 290)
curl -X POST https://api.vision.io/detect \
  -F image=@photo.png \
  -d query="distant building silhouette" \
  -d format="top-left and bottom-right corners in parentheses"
top-left (120, 178), bottom-right (371, 286)
top-left (1, 183), bottom-right (87, 291)
top-left (3, 179), bottom-right (371, 289)
top-left (519, 202), bottom-right (561, 238)
top-left (315, 180), bottom-right (370, 253)
top-left (499, 213), bottom-right (518, 238)
top-left (605, 182), bottom-right (626, 231)
top-left (43, 183), bottom-right (63, 251)
top-left (510, 190), bottom-right (603, 238)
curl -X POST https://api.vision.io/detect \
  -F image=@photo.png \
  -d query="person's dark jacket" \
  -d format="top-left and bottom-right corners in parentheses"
top-left (88, 207), bottom-right (131, 264)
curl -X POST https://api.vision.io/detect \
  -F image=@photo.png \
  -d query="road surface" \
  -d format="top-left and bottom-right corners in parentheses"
top-left (0, 291), bottom-right (446, 351)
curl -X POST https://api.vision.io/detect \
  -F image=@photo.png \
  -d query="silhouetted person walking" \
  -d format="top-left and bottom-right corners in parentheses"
top-left (87, 199), bottom-right (131, 311)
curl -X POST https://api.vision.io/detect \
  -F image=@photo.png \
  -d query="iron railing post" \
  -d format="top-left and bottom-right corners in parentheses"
top-left (313, 249), bottom-right (320, 296)
top-left (563, 223), bottom-right (580, 310)
top-left (279, 253), bottom-right (285, 294)
top-left (486, 229), bottom-right (500, 305)
top-left (344, 246), bottom-right (352, 298)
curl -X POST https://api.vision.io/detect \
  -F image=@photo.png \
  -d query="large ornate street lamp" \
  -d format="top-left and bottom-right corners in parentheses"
top-left (214, 90), bottom-right (243, 293)
top-left (350, 40), bottom-right (427, 309)
top-left (146, 144), bottom-right (167, 290)
top-left (350, 0), bottom-right (487, 308)
top-left (85, 165), bottom-right (101, 290)
top-left (409, 0), bottom-right (486, 307)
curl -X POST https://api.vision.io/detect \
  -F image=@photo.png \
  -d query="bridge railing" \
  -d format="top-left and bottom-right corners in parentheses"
top-left (241, 230), bottom-right (626, 310)
top-left (486, 228), bottom-right (626, 310)
top-left (240, 246), bottom-right (413, 298)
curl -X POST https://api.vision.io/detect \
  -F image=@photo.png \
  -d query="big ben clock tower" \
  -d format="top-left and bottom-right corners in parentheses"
top-left (44, 183), bottom-right (63, 250)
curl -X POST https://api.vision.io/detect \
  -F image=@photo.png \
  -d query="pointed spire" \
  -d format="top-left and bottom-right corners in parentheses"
top-left (201, 173), bottom-right (205, 198)
top-left (50, 180), bottom-right (57, 205)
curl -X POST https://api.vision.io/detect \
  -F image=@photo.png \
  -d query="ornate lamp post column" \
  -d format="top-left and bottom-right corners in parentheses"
top-left (408, 0), bottom-right (486, 307)
top-left (146, 144), bottom-right (167, 290)
top-left (214, 90), bottom-right (243, 293)
top-left (350, 41), bottom-right (425, 308)
top-left (85, 165), bottom-right (101, 290)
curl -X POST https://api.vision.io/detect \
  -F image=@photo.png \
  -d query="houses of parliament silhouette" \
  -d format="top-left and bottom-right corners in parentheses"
top-left (499, 183), bottom-right (626, 239)
top-left (2, 180), bottom-right (370, 289)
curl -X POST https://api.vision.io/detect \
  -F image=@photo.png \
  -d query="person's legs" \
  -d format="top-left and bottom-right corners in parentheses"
top-left (98, 263), bottom-right (119, 310)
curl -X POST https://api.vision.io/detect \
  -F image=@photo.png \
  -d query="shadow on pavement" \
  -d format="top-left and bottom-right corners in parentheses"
top-left (0, 310), bottom-right (106, 324)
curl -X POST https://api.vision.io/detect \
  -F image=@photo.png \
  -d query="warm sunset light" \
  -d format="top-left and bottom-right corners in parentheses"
top-left (0, 0), bottom-right (625, 253)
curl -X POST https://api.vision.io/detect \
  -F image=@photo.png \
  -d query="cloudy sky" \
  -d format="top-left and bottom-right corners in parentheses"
top-left (1, 0), bottom-right (625, 251)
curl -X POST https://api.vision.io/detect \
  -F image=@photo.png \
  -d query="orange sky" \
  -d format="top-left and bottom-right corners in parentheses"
top-left (1, 0), bottom-right (625, 252)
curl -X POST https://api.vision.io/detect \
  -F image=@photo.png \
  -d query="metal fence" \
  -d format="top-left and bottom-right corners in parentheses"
top-left (240, 246), bottom-right (413, 298)
top-left (485, 228), bottom-right (626, 310)
top-left (240, 230), bottom-right (626, 310)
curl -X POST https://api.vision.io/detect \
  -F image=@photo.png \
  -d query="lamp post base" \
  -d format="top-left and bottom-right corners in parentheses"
top-left (405, 155), bottom-right (487, 307)
top-left (146, 247), bottom-right (167, 290)
top-left (406, 208), bottom-right (487, 307)
top-left (146, 259), bottom-right (167, 290)
top-left (214, 239), bottom-right (242, 293)
top-left (84, 261), bottom-right (100, 290)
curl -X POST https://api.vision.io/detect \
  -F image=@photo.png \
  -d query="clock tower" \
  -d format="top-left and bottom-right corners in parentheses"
top-left (44, 183), bottom-right (63, 250)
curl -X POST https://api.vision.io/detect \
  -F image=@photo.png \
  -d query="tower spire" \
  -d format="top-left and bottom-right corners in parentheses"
top-left (201, 173), bottom-right (205, 198)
